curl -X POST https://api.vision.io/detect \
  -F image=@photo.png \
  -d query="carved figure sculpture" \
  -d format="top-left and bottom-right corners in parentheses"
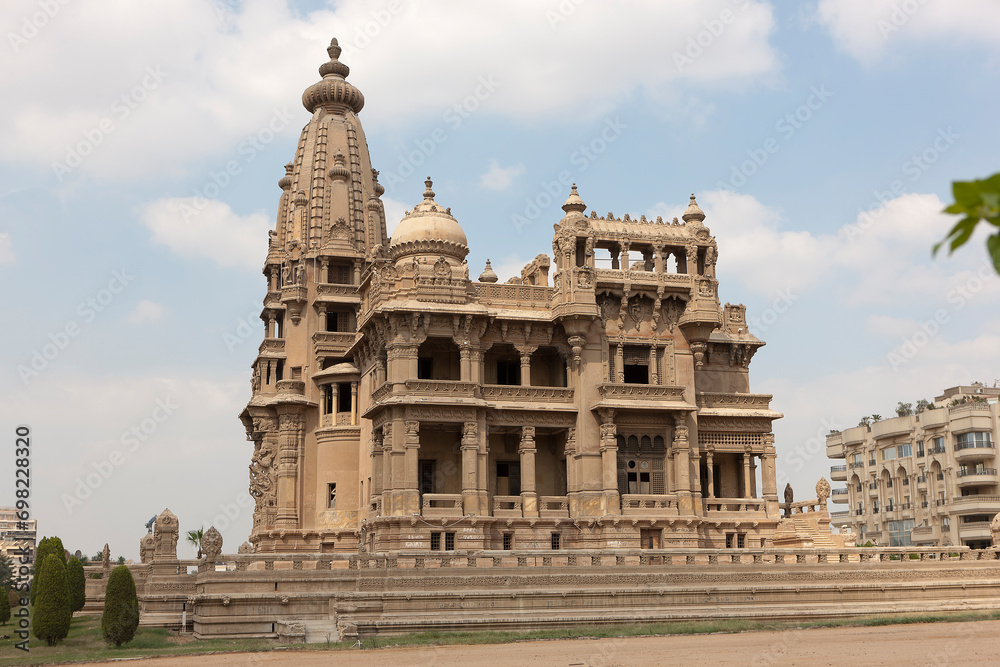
top-left (991, 512), bottom-right (1000, 547)
top-left (816, 477), bottom-right (831, 506)
top-left (783, 483), bottom-right (794, 517)
top-left (201, 526), bottom-right (223, 561)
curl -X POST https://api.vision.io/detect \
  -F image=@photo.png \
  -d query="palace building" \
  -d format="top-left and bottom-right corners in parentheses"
top-left (240, 38), bottom-right (783, 555)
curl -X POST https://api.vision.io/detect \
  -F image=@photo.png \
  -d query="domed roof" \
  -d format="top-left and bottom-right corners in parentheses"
top-left (682, 193), bottom-right (706, 225)
top-left (388, 178), bottom-right (469, 261)
top-left (302, 39), bottom-right (365, 114)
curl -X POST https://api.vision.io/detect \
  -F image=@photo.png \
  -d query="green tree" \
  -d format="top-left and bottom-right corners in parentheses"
top-left (915, 398), bottom-right (934, 413)
top-left (30, 537), bottom-right (67, 606)
top-left (936, 173), bottom-right (1000, 273)
top-left (101, 565), bottom-right (139, 647)
top-left (186, 528), bottom-right (204, 558)
top-left (0, 586), bottom-right (10, 625)
top-left (8, 588), bottom-right (20, 611)
top-left (33, 554), bottom-right (71, 646)
top-left (896, 402), bottom-right (913, 417)
top-left (0, 553), bottom-right (13, 590)
top-left (66, 556), bottom-right (86, 613)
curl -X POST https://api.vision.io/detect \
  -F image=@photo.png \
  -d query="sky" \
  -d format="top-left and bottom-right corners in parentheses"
top-left (2, 0), bottom-right (999, 561)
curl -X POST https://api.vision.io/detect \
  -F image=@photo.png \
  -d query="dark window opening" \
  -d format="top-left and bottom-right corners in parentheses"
top-left (329, 263), bottom-right (352, 284)
top-left (502, 533), bottom-right (513, 550)
top-left (326, 311), bottom-right (353, 333)
top-left (496, 461), bottom-right (521, 496)
top-left (275, 360), bottom-right (284, 382)
top-left (419, 460), bottom-right (436, 495)
top-left (430, 532), bottom-right (441, 551)
top-left (265, 362), bottom-right (271, 385)
top-left (551, 533), bottom-right (561, 550)
top-left (337, 382), bottom-right (352, 413)
top-left (496, 359), bottom-right (520, 385)
top-left (417, 357), bottom-right (434, 379)
top-left (623, 364), bottom-right (648, 384)
top-left (444, 532), bottom-right (455, 551)
top-left (323, 386), bottom-right (333, 414)
top-left (327, 483), bottom-right (336, 509)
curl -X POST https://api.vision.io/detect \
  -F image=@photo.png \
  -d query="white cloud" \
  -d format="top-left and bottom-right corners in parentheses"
top-left (126, 299), bottom-right (166, 325)
top-left (479, 159), bottom-right (525, 191)
top-left (816, 0), bottom-right (1000, 62)
top-left (491, 253), bottom-right (530, 283)
top-left (0, 0), bottom-right (780, 179)
top-left (382, 196), bottom-right (407, 238)
top-left (140, 197), bottom-right (270, 270)
top-left (0, 232), bottom-right (14, 264)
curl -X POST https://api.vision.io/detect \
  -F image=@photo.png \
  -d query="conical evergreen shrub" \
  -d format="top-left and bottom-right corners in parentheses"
top-left (101, 565), bottom-right (139, 646)
top-left (29, 537), bottom-right (66, 606)
top-left (33, 554), bottom-right (71, 646)
top-left (66, 557), bottom-right (86, 613)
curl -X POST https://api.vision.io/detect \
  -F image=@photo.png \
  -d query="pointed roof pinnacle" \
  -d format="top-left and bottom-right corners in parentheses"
top-left (302, 36), bottom-right (365, 114)
top-left (561, 183), bottom-right (586, 215)
top-left (479, 259), bottom-right (499, 283)
top-left (423, 177), bottom-right (436, 201)
top-left (682, 193), bottom-right (705, 224)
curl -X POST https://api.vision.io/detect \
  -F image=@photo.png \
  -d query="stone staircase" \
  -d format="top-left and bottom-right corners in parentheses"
top-left (303, 620), bottom-right (340, 644)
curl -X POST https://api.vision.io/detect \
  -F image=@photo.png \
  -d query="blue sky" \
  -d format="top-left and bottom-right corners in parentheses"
top-left (2, 0), bottom-right (999, 559)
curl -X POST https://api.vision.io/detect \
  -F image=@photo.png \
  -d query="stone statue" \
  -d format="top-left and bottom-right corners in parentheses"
top-left (237, 541), bottom-right (254, 554)
top-left (816, 477), bottom-right (831, 506)
top-left (139, 534), bottom-right (155, 564)
top-left (201, 526), bottom-right (223, 562)
top-left (783, 483), bottom-right (794, 517)
top-left (101, 543), bottom-right (111, 569)
top-left (153, 508), bottom-right (179, 559)
top-left (991, 512), bottom-right (1000, 548)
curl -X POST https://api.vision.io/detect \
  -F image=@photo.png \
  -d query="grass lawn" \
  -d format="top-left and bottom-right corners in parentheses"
top-left (1, 609), bottom-right (999, 664)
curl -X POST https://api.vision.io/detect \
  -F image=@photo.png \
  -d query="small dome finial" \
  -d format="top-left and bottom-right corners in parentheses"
top-left (479, 259), bottom-right (499, 283)
top-left (302, 36), bottom-right (364, 113)
top-left (423, 177), bottom-right (435, 200)
top-left (682, 193), bottom-right (705, 224)
top-left (318, 38), bottom-right (350, 79)
top-left (561, 183), bottom-right (586, 215)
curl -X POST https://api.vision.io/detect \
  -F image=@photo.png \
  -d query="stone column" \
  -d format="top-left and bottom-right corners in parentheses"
top-left (673, 414), bottom-right (692, 513)
top-left (762, 433), bottom-right (779, 517)
top-left (615, 343), bottom-right (624, 383)
top-left (519, 426), bottom-right (538, 517)
top-left (371, 430), bottom-right (384, 497)
top-left (267, 312), bottom-right (276, 339)
top-left (564, 428), bottom-right (577, 499)
top-left (653, 244), bottom-right (664, 273)
top-left (750, 456), bottom-right (758, 498)
top-left (403, 420), bottom-right (420, 515)
top-left (461, 422), bottom-right (480, 515)
top-left (381, 424), bottom-right (394, 514)
top-left (621, 243), bottom-right (630, 270)
top-left (743, 449), bottom-right (752, 499)
top-left (350, 382), bottom-right (358, 426)
top-left (275, 412), bottom-right (303, 527)
top-left (705, 448), bottom-right (715, 499)
top-left (470, 349), bottom-right (484, 384)
top-left (319, 258), bottom-right (329, 283)
top-left (376, 354), bottom-right (386, 386)
top-left (459, 345), bottom-right (472, 382)
top-left (599, 414), bottom-right (621, 514)
top-left (650, 345), bottom-right (658, 385)
top-left (331, 384), bottom-right (339, 421)
top-left (517, 346), bottom-right (535, 387)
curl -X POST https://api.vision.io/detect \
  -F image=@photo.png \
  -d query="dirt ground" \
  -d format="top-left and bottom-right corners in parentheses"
top-left (86, 619), bottom-right (1000, 666)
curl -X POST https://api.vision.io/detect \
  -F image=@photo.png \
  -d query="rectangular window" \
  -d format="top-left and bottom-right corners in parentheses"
top-left (496, 359), bottom-right (520, 385)
top-left (942, 517), bottom-right (950, 531)
top-left (640, 528), bottom-right (661, 549)
top-left (725, 533), bottom-right (734, 548)
top-left (502, 533), bottom-right (513, 550)
top-left (444, 532), bottom-right (455, 551)
top-left (417, 357), bottom-right (433, 379)
top-left (419, 460), bottom-right (436, 495)
top-left (956, 431), bottom-right (993, 449)
top-left (887, 519), bottom-right (914, 546)
top-left (622, 346), bottom-right (649, 384)
top-left (337, 382), bottom-right (352, 413)
top-left (430, 532), bottom-right (441, 551)
top-left (881, 446), bottom-right (897, 461)
top-left (329, 263), bottom-right (352, 284)
top-left (737, 533), bottom-right (746, 549)
top-left (898, 443), bottom-right (911, 457)
top-left (496, 461), bottom-right (521, 496)
top-left (917, 441), bottom-right (925, 457)
top-left (551, 533), bottom-right (561, 550)
top-left (327, 483), bottom-right (336, 509)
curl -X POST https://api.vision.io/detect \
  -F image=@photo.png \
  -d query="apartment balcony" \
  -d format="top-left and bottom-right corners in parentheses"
top-left (829, 510), bottom-right (851, 528)
top-left (958, 520), bottom-right (992, 540)
top-left (871, 415), bottom-right (915, 439)
top-left (831, 488), bottom-right (849, 504)
top-left (842, 426), bottom-right (867, 446)
top-left (949, 402), bottom-right (994, 433)
top-left (622, 494), bottom-right (679, 516)
top-left (421, 493), bottom-right (464, 518)
top-left (371, 380), bottom-right (480, 409)
top-left (258, 338), bottom-right (285, 355)
top-left (848, 461), bottom-right (866, 470)
top-left (868, 483), bottom-right (879, 496)
top-left (830, 465), bottom-right (847, 481)
top-left (826, 432), bottom-right (845, 459)
top-left (956, 468), bottom-right (999, 487)
top-left (949, 494), bottom-right (1000, 515)
top-left (919, 407), bottom-right (948, 427)
top-left (954, 443), bottom-right (995, 463)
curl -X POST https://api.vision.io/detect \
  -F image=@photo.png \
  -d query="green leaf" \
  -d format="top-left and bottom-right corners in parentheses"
top-left (949, 217), bottom-right (978, 253)
top-left (988, 232), bottom-right (1000, 274)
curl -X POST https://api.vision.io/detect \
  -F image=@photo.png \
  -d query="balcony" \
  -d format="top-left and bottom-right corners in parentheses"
top-left (481, 385), bottom-right (574, 404)
top-left (312, 331), bottom-right (356, 357)
top-left (473, 282), bottom-right (554, 309)
top-left (949, 402), bottom-right (994, 434)
top-left (954, 442), bottom-right (995, 463)
top-left (830, 465), bottom-right (847, 481)
top-left (832, 488), bottom-right (849, 504)
top-left (929, 444), bottom-right (947, 455)
top-left (258, 338), bottom-right (285, 355)
top-left (949, 495), bottom-right (1000, 515)
top-left (593, 383), bottom-right (690, 411)
top-left (871, 415), bottom-right (915, 439)
top-left (492, 495), bottom-right (522, 518)
top-left (868, 483), bottom-right (879, 495)
top-left (623, 494), bottom-right (679, 516)
top-left (958, 520), bottom-right (992, 540)
top-left (314, 282), bottom-right (361, 303)
top-left (421, 494), bottom-right (464, 517)
top-left (956, 468), bottom-right (999, 487)
top-left (849, 461), bottom-right (865, 470)
top-left (703, 498), bottom-right (766, 513)
top-left (911, 524), bottom-right (940, 544)
top-left (538, 496), bottom-right (570, 518)
top-left (826, 432), bottom-right (845, 459)
top-left (842, 426), bottom-right (867, 446)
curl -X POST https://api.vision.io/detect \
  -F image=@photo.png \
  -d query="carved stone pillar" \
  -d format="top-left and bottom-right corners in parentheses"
top-left (705, 447), bottom-right (715, 499)
top-left (403, 420), bottom-right (420, 515)
top-left (319, 258), bottom-right (329, 283)
top-left (653, 244), bottom-right (664, 273)
top-left (459, 345), bottom-right (472, 382)
top-left (516, 345), bottom-right (536, 387)
top-left (461, 422), bottom-right (480, 515)
top-left (470, 349), bottom-right (484, 384)
top-left (650, 345), bottom-right (658, 385)
top-left (743, 449), bottom-right (752, 499)
top-left (615, 343), bottom-right (624, 383)
top-left (370, 430), bottom-right (384, 498)
top-left (350, 382), bottom-right (358, 426)
top-left (267, 312), bottom-right (276, 339)
top-left (331, 384), bottom-right (339, 419)
top-left (275, 412), bottom-right (303, 527)
top-left (750, 457), bottom-right (758, 498)
top-left (381, 423), bottom-right (394, 513)
top-left (762, 433), bottom-right (779, 517)
top-left (599, 411), bottom-right (621, 515)
top-left (673, 414), bottom-right (692, 512)
top-left (520, 426), bottom-right (538, 517)
top-left (376, 354), bottom-right (386, 386)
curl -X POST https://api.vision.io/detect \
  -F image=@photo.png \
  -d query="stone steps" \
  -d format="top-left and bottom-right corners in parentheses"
top-left (303, 620), bottom-right (340, 644)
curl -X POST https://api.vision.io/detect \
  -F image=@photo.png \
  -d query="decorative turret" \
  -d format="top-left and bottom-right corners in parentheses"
top-left (562, 183), bottom-right (587, 215)
top-left (479, 259), bottom-right (498, 283)
top-left (682, 193), bottom-right (706, 225)
top-left (388, 178), bottom-right (469, 262)
top-left (302, 38), bottom-right (365, 114)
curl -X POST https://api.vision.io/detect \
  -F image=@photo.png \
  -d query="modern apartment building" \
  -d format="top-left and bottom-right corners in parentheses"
top-left (828, 384), bottom-right (1000, 548)
top-left (0, 506), bottom-right (37, 560)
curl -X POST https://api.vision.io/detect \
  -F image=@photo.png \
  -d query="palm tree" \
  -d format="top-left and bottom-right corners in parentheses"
top-left (186, 528), bottom-right (204, 559)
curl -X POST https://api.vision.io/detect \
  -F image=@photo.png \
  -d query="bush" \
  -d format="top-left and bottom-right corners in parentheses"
top-left (0, 587), bottom-right (10, 625)
top-left (8, 587), bottom-right (20, 611)
top-left (33, 554), bottom-right (71, 646)
top-left (30, 536), bottom-right (66, 606)
top-left (66, 557), bottom-right (86, 613)
top-left (102, 565), bottom-right (139, 647)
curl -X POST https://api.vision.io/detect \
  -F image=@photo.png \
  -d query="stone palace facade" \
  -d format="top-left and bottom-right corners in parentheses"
top-left (239, 39), bottom-right (783, 555)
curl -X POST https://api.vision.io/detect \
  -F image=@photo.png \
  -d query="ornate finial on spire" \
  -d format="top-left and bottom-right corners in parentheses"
top-left (303, 37), bottom-right (365, 113)
top-left (328, 151), bottom-right (349, 182)
top-left (682, 193), bottom-right (705, 224)
top-left (278, 162), bottom-right (293, 191)
top-left (372, 168), bottom-right (385, 197)
top-left (562, 183), bottom-right (586, 215)
top-left (318, 38), bottom-right (350, 79)
top-left (423, 177), bottom-right (435, 200)
top-left (479, 259), bottom-right (499, 283)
